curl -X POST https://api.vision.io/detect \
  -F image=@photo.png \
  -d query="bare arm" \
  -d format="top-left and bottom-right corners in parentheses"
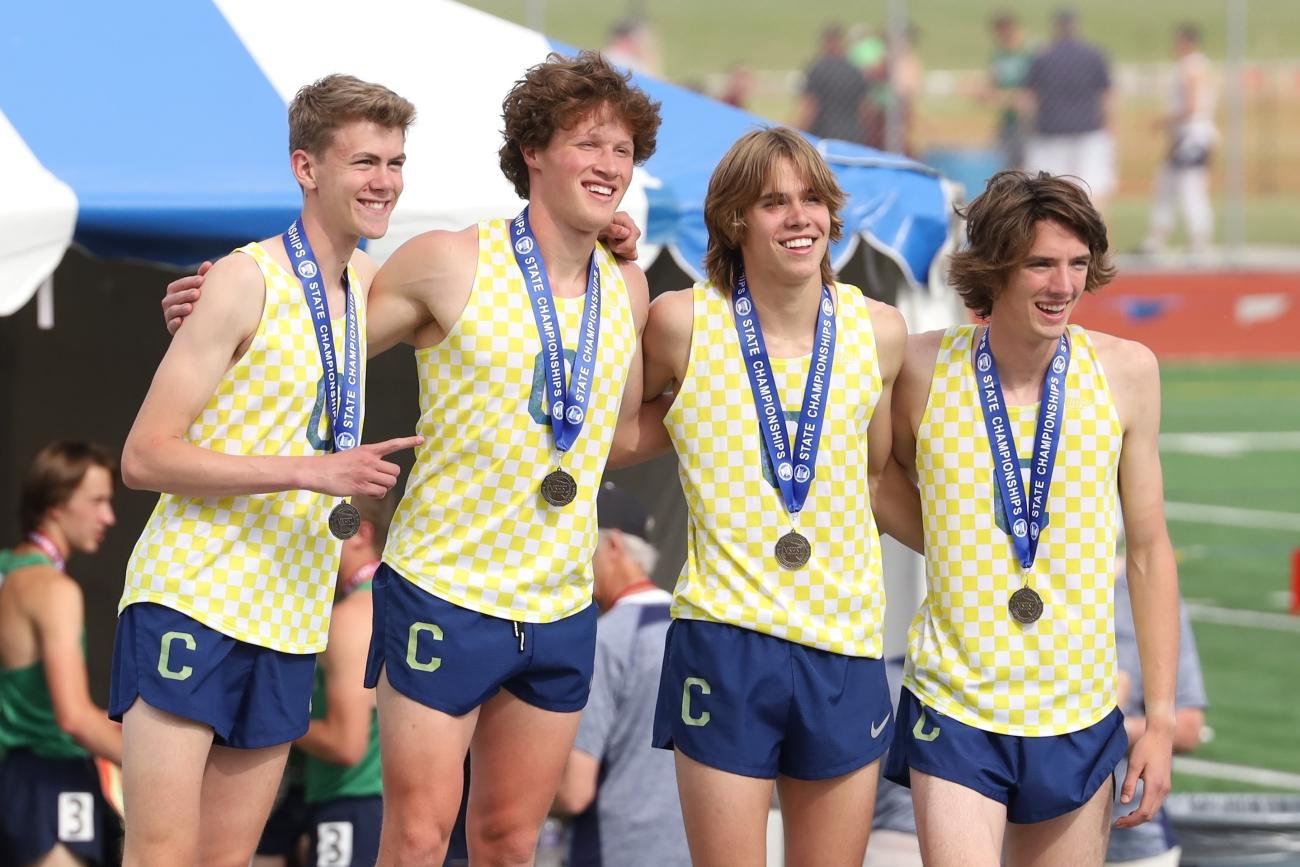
top-left (551, 749), bottom-right (600, 817)
top-left (1108, 339), bottom-right (1179, 829)
top-left (364, 229), bottom-right (478, 357)
top-left (795, 93), bottom-right (819, 132)
top-left (878, 330), bottom-right (938, 551)
top-left (34, 574), bottom-right (123, 764)
top-left (865, 300), bottom-right (907, 508)
top-left (607, 277), bottom-right (685, 469)
top-left (295, 596), bottom-right (373, 767)
top-left (125, 252), bottom-right (420, 498)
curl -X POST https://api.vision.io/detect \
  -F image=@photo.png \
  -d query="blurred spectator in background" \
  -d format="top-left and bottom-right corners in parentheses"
top-left (1106, 564), bottom-right (1208, 867)
top-left (604, 17), bottom-right (663, 77)
top-left (1141, 23), bottom-right (1218, 254)
top-left (0, 441), bottom-right (122, 866)
top-left (294, 493), bottom-right (394, 867)
top-left (719, 64), bottom-right (755, 110)
top-left (1024, 8), bottom-right (1116, 210)
top-left (986, 11), bottom-right (1035, 170)
top-left (849, 24), bottom-right (889, 148)
top-left (884, 24), bottom-right (924, 156)
top-left (253, 493), bottom-right (396, 867)
top-left (797, 22), bottom-right (869, 143)
top-left (553, 481), bottom-right (689, 866)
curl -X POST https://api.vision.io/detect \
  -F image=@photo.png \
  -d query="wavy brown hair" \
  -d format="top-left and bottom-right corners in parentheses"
top-left (703, 127), bottom-right (845, 292)
top-left (499, 50), bottom-right (661, 199)
top-left (19, 441), bottom-right (116, 536)
top-left (949, 171), bottom-right (1116, 318)
top-left (288, 74), bottom-right (416, 156)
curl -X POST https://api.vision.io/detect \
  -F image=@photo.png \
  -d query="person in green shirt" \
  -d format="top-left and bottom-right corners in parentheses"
top-left (0, 441), bottom-right (121, 866)
top-left (986, 12), bottom-right (1036, 170)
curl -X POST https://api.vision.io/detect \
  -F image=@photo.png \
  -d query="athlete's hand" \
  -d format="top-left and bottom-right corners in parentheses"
top-left (1115, 724), bottom-right (1173, 828)
top-left (163, 261), bottom-right (212, 335)
top-left (599, 211), bottom-right (641, 261)
top-left (314, 436), bottom-right (424, 498)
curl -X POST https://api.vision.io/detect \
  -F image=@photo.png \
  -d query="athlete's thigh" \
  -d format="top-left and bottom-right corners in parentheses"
top-left (197, 742), bottom-right (292, 867)
top-left (1005, 776), bottom-right (1113, 867)
top-left (30, 843), bottom-right (86, 867)
top-left (120, 698), bottom-right (215, 863)
top-left (775, 760), bottom-right (879, 867)
top-left (465, 688), bottom-right (581, 853)
top-left (912, 770), bottom-right (1006, 867)
top-left (376, 673), bottom-right (477, 834)
top-left (674, 750), bottom-right (774, 867)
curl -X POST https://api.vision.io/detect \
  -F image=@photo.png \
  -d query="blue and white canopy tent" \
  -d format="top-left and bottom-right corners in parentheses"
top-left (0, 0), bottom-right (952, 318)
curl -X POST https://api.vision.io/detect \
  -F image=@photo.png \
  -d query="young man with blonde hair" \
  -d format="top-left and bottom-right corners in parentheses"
top-left (886, 170), bottom-right (1179, 866)
top-left (639, 127), bottom-right (908, 866)
top-left (115, 74), bottom-right (419, 866)
top-left (0, 441), bottom-right (121, 866)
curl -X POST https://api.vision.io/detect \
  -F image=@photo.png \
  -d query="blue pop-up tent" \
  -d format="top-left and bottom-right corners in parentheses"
top-left (0, 0), bottom-right (952, 317)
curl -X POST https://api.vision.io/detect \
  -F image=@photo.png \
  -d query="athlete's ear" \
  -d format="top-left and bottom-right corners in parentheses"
top-left (291, 148), bottom-right (319, 191)
top-left (521, 143), bottom-right (541, 172)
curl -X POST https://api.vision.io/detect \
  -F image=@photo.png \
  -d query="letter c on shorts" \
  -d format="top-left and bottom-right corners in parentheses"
top-left (157, 631), bottom-right (196, 681)
top-left (681, 676), bottom-right (711, 727)
top-left (406, 622), bottom-right (443, 672)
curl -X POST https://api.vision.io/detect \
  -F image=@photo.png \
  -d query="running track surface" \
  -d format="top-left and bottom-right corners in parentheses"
top-left (1070, 270), bottom-right (1300, 360)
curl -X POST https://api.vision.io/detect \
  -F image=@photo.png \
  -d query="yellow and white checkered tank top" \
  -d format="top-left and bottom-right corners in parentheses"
top-left (904, 324), bottom-right (1122, 736)
top-left (121, 242), bottom-right (366, 654)
top-left (665, 282), bottom-right (886, 657)
top-left (383, 219), bottom-right (636, 622)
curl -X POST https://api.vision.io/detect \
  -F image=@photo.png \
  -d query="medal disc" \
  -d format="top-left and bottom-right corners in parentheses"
top-left (1008, 587), bottom-right (1044, 624)
top-left (540, 469), bottom-right (578, 507)
top-left (329, 502), bottom-right (361, 540)
top-left (775, 531), bottom-right (811, 570)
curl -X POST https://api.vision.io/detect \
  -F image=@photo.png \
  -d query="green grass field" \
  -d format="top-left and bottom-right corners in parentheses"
top-left (1158, 362), bottom-right (1300, 793)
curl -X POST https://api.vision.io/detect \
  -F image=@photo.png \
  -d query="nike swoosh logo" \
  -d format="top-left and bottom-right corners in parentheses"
top-left (870, 714), bottom-right (891, 738)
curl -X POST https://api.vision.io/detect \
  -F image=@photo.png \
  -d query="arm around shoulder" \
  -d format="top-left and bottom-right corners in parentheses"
top-left (366, 227), bottom-right (478, 356)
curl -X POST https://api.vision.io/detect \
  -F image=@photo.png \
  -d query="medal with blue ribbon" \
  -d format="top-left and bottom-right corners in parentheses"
top-left (510, 207), bottom-right (601, 507)
top-left (731, 271), bottom-right (837, 570)
top-left (283, 217), bottom-right (363, 539)
top-left (973, 326), bottom-right (1070, 623)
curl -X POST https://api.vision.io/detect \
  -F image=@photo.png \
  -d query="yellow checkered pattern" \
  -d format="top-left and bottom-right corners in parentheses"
top-left (121, 242), bottom-right (366, 654)
top-left (665, 282), bottom-right (886, 657)
top-left (383, 220), bottom-right (636, 622)
top-left (904, 324), bottom-right (1122, 735)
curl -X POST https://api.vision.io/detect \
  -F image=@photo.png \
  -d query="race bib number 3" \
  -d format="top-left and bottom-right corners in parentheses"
top-left (57, 791), bottom-right (95, 842)
top-left (317, 821), bottom-right (354, 867)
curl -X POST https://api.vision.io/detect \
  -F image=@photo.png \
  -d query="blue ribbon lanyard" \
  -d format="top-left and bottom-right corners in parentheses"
top-left (973, 327), bottom-right (1070, 572)
top-left (510, 207), bottom-right (602, 455)
top-left (283, 217), bottom-right (361, 453)
top-left (731, 271), bottom-right (837, 521)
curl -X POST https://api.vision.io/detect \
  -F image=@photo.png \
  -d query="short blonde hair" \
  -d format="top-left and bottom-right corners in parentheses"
top-left (288, 74), bottom-right (416, 156)
top-left (703, 127), bottom-right (845, 292)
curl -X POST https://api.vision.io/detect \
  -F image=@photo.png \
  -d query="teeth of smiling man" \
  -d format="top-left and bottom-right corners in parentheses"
top-left (586, 184), bottom-right (614, 196)
top-left (781, 238), bottom-right (813, 249)
top-left (1037, 302), bottom-right (1067, 313)
top-left (361, 201), bottom-right (387, 211)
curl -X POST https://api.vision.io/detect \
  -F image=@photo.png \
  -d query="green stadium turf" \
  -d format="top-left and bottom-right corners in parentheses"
top-left (1160, 362), bottom-right (1300, 791)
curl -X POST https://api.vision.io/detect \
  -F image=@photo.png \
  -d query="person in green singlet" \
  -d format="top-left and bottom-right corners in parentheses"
top-left (0, 441), bottom-right (121, 866)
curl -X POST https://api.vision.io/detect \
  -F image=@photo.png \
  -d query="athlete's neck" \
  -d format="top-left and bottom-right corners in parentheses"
top-left (984, 322), bottom-right (1062, 402)
top-left (27, 525), bottom-right (69, 570)
top-left (746, 270), bottom-right (825, 355)
top-left (525, 201), bottom-right (600, 298)
top-left (299, 207), bottom-right (361, 302)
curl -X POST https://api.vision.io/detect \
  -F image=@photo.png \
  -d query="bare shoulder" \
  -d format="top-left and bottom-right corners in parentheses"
top-left (186, 250), bottom-right (266, 333)
top-left (617, 260), bottom-right (650, 325)
top-left (905, 328), bottom-right (947, 367)
top-left (385, 225), bottom-right (478, 279)
top-left (348, 248), bottom-right (378, 287)
top-left (23, 568), bottom-right (83, 619)
top-left (1087, 330), bottom-right (1160, 389)
top-left (863, 297), bottom-right (908, 346)
top-left (646, 286), bottom-right (695, 342)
